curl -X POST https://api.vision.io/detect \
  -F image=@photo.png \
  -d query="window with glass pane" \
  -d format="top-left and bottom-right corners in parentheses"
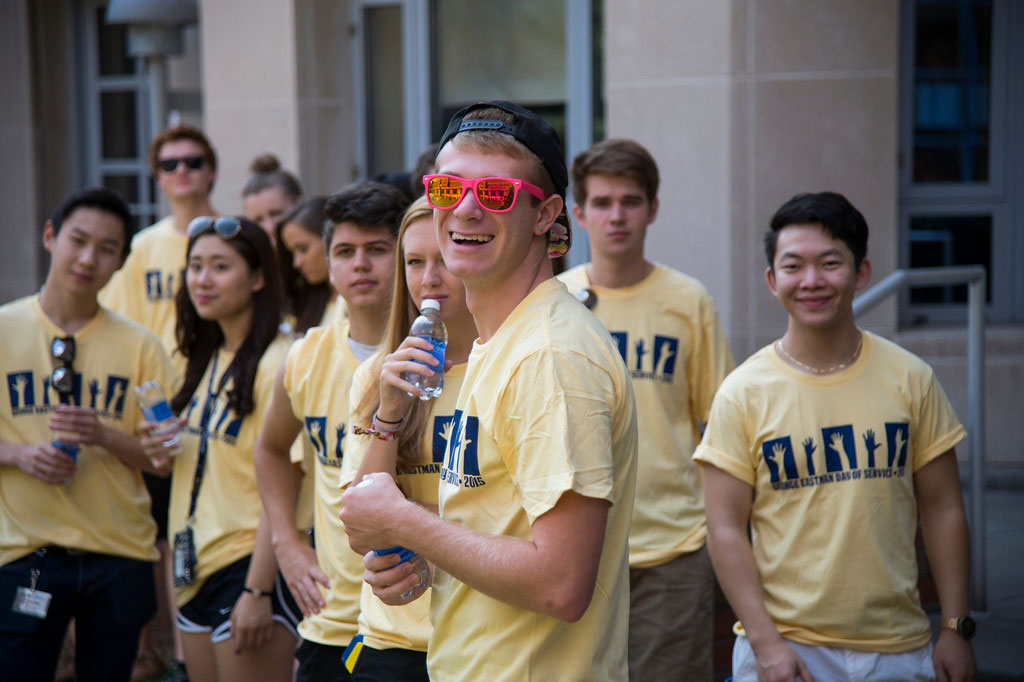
top-left (100, 91), bottom-right (138, 158)
top-left (96, 6), bottom-right (135, 76)
top-left (80, 1), bottom-right (157, 231)
top-left (911, 0), bottom-right (991, 183)
top-left (432, 0), bottom-right (566, 143)
top-left (364, 6), bottom-right (404, 179)
top-left (102, 175), bottom-right (139, 204)
top-left (908, 215), bottom-right (992, 303)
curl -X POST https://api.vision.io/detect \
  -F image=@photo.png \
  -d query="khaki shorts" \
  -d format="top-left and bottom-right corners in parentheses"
top-left (628, 544), bottom-right (715, 681)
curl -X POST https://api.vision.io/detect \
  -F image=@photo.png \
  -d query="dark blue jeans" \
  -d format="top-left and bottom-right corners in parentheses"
top-left (0, 547), bottom-right (156, 682)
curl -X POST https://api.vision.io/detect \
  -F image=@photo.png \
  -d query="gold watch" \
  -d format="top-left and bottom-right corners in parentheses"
top-left (940, 616), bottom-right (976, 640)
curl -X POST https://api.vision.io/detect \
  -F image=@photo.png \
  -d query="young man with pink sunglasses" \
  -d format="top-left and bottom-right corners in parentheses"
top-left (341, 101), bottom-right (638, 682)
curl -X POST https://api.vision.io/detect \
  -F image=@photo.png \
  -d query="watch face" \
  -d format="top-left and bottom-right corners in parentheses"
top-left (961, 616), bottom-right (977, 639)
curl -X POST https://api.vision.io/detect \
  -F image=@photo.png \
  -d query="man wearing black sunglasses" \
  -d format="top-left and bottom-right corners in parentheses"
top-left (101, 123), bottom-right (219, 369)
top-left (0, 187), bottom-right (177, 681)
top-left (341, 102), bottom-right (638, 682)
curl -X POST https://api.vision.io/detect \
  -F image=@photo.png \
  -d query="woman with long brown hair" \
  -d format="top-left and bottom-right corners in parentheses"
top-left (340, 196), bottom-right (476, 680)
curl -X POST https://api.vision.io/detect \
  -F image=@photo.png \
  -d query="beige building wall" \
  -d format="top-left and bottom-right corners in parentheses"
top-left (201, 0), bottom-right (302, 215)
top-left (1, 1), bottom-right (43, 302)
top-left (200, 0), bottom-right (354, 217)
top-left (605, 0), bottom-right (1020, 467)
top-left (605, 0), bottom-right (899, 360)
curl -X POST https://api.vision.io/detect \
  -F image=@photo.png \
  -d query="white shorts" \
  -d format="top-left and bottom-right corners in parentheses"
top-left (732, 635), bottom-right (935, 682)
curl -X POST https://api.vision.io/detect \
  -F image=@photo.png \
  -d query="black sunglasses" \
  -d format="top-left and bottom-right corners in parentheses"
top-left (187, 216), bottom-right (242, 239)
top-left (51, 336), bottom-right (76, 395)
top-left (157, 155), bottom-right (206, 173)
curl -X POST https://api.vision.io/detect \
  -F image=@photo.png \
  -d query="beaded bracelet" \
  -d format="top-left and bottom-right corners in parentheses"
top-left (353, 425), bottom-right (397, 441)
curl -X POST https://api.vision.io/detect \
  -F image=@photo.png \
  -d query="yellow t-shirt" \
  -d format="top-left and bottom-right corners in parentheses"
top-left (168, 336), bottom-right (291, 606)
top-left (283, 320), bottom-right (365, 647)
top-left (323, 296), bottom-right (347, 325)
top-left (285, 298), bottom-right (350, 532)
top-left (99, 216), bottom-right (188, 379)
top-left (0, 296), bottom-right (174, 565)
top-left (559, 263), bottom-right (734, 567)
top-left (693, 331), bottom-right (966, 653)
top-left (341, 358), bottom-right (467, 652)
top-left (428, 278), bottom-right (637, 682)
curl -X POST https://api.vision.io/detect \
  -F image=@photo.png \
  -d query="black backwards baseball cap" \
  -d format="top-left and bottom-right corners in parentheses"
top-left (437, 100), bottom-right (571, 258)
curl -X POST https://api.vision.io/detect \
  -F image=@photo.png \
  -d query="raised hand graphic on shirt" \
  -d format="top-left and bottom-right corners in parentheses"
top-left (767, 442), bottom-right (786, 481)
top-left (439, 418), bottom-right (453, 445)
top-left (862, 429), bottom-right (881, 468)
top-left (891, 428), bottom-right (907, 467)
top-left (802, 437), bottom-right (817, 476)
top-left (655, 343), bottom-right (676, 376)
top-left (109, 382), bottom-right (124, 410)
top-left (828, 432), bottom-right (845, 460)
top-left (14, 375), bottom-right (28, 406)
top-left (88, 379), bottom-right (100, 409)
top-left (335, 424), bottom-right (346, 459)
top-left (635, 338), bottom-right (648, 371)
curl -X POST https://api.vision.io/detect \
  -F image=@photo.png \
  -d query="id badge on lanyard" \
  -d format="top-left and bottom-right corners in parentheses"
top-left (172, 525), bottom-right (197, 587)
top-left (12, 553), bottom-right (51, 619)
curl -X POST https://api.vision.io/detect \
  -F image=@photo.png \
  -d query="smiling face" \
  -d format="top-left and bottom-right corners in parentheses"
top-left (244, 186), bottom-right (296, 244)
top-left (44, 207), bottom-right (127, 298)
top-left (186, 234), bottom-right (264, 323)
top-left (765, 223), bottom-right (871, 335)
top-left (573, 174), bottom-right (657, 262)
top-left (402, 216), bottom-right (468, 321)
top-left (281, 221), bottom-right (329, 285)
top-left (155, 139), bottom-right (215, 202)
top-left (432, 144), bottom-right (560, 295)
top-left (326, 221), bottom-right (396, 309)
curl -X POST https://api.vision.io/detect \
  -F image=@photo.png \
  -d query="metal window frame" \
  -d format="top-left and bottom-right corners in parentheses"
top-left (77, 0), bottom-right (159, 223)
top-left (351, 0), bottom-right (431, 179)
top-left (897, 202), bottom-right (1012, 324)
top-left (898, 0), bottom-right (1021, 323)
top-left (898, 0), bottom-right (1008, 202)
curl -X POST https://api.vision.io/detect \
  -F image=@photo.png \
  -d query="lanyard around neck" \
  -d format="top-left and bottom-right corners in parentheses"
top-left (185, 352), bottom-right (228, 523)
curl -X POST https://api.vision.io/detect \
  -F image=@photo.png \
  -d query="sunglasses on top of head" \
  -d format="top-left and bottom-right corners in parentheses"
top-left (157, 155), bottom-right (207, 173)
top-left (187, 216), bottom-right (242, 239)
top-left (423, 174), bottom-right (549, 213)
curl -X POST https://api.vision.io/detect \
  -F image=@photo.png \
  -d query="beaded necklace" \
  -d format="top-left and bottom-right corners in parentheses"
top-left (774, 334), bottom-right (863, 375)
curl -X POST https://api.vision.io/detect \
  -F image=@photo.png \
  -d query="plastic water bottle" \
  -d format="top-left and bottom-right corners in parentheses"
top-left (403, 299), bottom-right (446, 400)
top-left (134, 380), bottom-right (183, 455)
top-left (52, 440), bottom-right (79, 461)
top-left (372, 546), bottom-right (432, 597)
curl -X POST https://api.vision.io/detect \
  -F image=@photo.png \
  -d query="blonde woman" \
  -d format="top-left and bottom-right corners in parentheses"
top-left (341, 196), bottom-right (476, 681)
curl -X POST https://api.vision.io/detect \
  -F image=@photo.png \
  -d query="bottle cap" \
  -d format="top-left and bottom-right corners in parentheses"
top-left (421, 299), bottom-right (441, 313)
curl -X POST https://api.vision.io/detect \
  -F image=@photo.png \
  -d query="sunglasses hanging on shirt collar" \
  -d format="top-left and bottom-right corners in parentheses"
top-left (575, 288), bottom-right (597, 310)
top-left (50, 336), bottom-right (76, 395)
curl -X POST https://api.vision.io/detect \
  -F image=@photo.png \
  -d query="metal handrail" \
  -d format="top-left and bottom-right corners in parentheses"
top-left (853, 265), bottom-right (987, 611)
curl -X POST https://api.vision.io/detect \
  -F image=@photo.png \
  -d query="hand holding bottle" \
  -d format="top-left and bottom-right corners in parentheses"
top-left (134, 381), bottom-right (182, 455)
top-left (402, 299), bottom-right (447, 400)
